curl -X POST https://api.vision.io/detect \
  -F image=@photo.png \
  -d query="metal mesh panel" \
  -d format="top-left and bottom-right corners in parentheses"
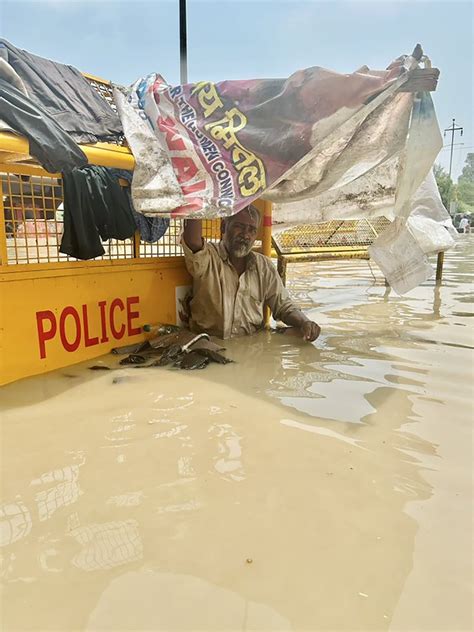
top-left (82, 74), bottom-right (126, 146)
top-left (104, 238), bottom-right (135, 260)
top-left (138, 218), bottom-right (222, 257)
top-left (2, 172), bottom-right (65, 264)
top-left (0, 172), bottom-right (232, 265)
top-left (83, 75), bottom-right (118, 113)
top-left (273, 218), bottom-right (391, 254)
top-left (202, 219), bottom-right (222, 241)
top-left (139, 219), bottom-right (183, 257)
top-left (1, 172), bottom-right (135, 265)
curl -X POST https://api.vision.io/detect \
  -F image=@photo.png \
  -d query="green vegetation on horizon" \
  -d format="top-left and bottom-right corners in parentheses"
top-left (434, 153), bottom-right (474, 216)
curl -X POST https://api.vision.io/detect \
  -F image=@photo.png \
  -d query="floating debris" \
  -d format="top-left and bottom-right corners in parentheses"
top-left (112, 376), bottom-right (137, 384)
top-left (148, 331), bottom-right (185, 350)
top-left (111, 341), bottom-right (150, 355)
top-left (179, 351), bottom-right (209, 370)
top-left (143, 323), bottom-right (181, 335)
top-left (119, 354), bottom-right (147, 365)
top-left (195, 348), bottom-right (233, 364)
top-left (90, 329), bottom-right (233, 372)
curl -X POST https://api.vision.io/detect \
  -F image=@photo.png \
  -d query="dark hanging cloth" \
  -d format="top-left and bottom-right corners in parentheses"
top-left (109, 168), bottom-right (170, 243)
top-left (0, 77), bottom-right (88, 173)
top-left (60, 166), bottom-right (137, 260)
top-left (0, 39), bottom-right (123, 144)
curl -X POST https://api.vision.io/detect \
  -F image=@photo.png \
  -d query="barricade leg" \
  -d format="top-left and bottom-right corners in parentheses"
top-left (436, 251), bottom-right (444, 283)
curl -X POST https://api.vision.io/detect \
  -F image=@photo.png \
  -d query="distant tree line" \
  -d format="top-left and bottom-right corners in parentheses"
top-left (434, 153), bottom-right (474, 216)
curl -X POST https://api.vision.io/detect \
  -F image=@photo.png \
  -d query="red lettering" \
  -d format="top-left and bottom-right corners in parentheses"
top-left (59, 307), bottom-right (81, 353)
top-left (37, 297), bottom-right (140, 356)
top-left (172, 197), bottom-right (205, 215)
top-left (98, 300), bottom-right (109, 343)
top-left (126, 297), bottom-right (141, 336)
top-left (36, 310), bottom-right (57, 359)
top-left (110, 298), bottom-right (125, 340)
top-left (82, 304), bottom-right (99, 347)
top-left (172, 156), bottom-right (198, 184)
top-left (181, 180), bottom-right (206, 196)
top-left (157, 116), bottom-right (186, 151)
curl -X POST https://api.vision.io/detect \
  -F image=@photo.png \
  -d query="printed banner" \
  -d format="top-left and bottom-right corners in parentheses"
top-left (116, 56), bottom-right (415, 218)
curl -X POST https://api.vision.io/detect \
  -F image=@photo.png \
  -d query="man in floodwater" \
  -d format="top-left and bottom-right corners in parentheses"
top-left (182, 204), bottom-right (321, 341)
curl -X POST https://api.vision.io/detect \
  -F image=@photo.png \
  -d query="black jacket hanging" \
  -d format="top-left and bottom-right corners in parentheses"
top-left (0, 78), bottom-right (88, 173)
top-left (60, 166), bottom-right (137, 260)
top-left (0, 39), bottom-right (123, 144)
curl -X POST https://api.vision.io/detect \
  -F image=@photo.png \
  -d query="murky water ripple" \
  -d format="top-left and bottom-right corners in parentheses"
top-left (1, 237), bottom-right (472, 631)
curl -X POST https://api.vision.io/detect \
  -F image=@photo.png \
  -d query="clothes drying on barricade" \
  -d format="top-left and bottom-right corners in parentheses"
top-left (0, 55), bottom-right (28, 96)
top-left (0, 39), bottom-right (123, 144)
top-left (60, 166), bottom-right (136, 260)
top-left (109, 169), bottom-right (170, 243)
top-left (0, 77), bottom-right (88, 173)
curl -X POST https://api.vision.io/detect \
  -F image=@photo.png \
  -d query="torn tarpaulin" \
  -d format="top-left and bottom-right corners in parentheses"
top-left (114, 46), bottom-right (450, 292)
top-left (115, 49), bottom-right (437, 219)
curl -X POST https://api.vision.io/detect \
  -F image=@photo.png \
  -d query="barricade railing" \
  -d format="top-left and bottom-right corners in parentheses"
top-left (0, 166), bottom-right (190, 268)
top-left (272, 218), bottom-right (391, 284)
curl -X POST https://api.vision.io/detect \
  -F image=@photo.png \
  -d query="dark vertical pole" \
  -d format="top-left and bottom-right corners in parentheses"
top-left (449, 122), bottom-right (455, 178)
top-left (436, 252), bottom-right (444, 284)
top-left (444, 118), bottom-right (463, 179)
top-left (179, 0), bottom-right (188, 84)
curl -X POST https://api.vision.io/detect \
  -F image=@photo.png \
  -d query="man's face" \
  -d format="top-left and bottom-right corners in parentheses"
top-left (223, 210), bottom-right (258, 258)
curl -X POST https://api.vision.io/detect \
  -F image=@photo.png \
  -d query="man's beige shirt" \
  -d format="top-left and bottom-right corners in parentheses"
top-left (182, 239), bottom-right (297, 339)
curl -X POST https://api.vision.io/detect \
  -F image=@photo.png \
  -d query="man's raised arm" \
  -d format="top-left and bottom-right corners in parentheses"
top-left (182, 219), bottom-right (204, 253)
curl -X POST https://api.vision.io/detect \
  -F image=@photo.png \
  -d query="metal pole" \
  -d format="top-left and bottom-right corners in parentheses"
top-left (0, 192), bottom-right (9, 267)
top-left (179, 0), bottom-right (188, 84)
top-left (436, 251), bottom-right (444, 284)
top-left (262, 200), bottom-right (273, 259)
top-left (262, 200), bottom-right (273, 326)
top-left (444, 118), bottom-right (463, 179)
top-left (449, 122), bottom-right (455, 177)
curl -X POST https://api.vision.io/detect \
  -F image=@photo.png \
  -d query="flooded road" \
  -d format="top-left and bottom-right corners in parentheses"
top-left (1, 237), bottom-right (472, 631)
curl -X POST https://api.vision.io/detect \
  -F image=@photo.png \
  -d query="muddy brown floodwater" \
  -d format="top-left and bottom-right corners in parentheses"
top-left (1, 237), bottom-right (473, 631)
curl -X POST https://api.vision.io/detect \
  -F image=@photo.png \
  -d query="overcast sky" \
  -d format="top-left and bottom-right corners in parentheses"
top-left (1, 0), bottom-right (472, 179)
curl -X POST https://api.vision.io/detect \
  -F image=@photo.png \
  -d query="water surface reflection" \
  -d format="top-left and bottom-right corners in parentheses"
top-left (1, 238), bottom-right (472, 630)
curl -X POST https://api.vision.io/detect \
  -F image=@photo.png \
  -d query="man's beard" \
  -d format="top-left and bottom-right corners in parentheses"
top-left (230, 238), bottom-right (252, 258)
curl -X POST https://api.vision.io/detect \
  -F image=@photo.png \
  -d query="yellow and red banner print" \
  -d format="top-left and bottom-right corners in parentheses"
top-left (115, 51), bottom-right (457, 294)
top-left (123, 58), bottom-right (410, 219)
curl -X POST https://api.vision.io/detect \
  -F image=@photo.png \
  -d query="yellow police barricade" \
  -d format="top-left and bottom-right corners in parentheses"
top-left (0, 75), bottom-right (274, 385)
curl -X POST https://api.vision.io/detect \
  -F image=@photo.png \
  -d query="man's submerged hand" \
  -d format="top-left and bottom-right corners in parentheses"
top-left (301, 320), bottom-right (321, 342)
